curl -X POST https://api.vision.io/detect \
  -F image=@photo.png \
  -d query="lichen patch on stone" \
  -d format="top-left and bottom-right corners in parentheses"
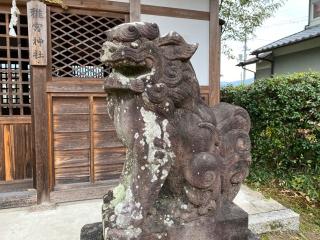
top-left (110, 184), bottom-right (126, 207)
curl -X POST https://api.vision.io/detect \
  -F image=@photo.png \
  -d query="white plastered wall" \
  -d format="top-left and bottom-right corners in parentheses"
top-left (141, 15), bottom-right (209, 85)
top-left (141, 0), bottom-right (210, 85)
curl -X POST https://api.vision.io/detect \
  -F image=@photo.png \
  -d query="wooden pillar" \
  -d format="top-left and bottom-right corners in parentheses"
top-left (130, 0), bottom-right (141, 22)
top-left (27, 0), bottom-right (50, 204)
top-left (209, 0), bottom-right (221, 106)
top-left (31, 67), bottom-right (49, 203)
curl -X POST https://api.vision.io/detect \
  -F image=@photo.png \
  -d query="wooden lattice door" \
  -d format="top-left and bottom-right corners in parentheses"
top-left (48, 8), bottom-right (127, 191)
top-left (0, 8), bottom-right (34, 189)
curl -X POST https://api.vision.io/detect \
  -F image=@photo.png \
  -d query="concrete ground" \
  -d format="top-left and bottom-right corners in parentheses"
top-left (0, 185), bottom-right (299, 240)
top-left (0, 199), bottom-right (102, 240)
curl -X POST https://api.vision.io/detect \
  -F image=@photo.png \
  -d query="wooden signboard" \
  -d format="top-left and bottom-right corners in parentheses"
top-left (27, 0), bottom-right (47, 66)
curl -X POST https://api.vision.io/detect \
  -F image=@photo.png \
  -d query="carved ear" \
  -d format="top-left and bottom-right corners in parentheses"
top-left (158, 31), bottom-right (198, 60)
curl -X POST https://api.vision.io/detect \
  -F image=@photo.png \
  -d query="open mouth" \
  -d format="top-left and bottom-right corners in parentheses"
top-left (105, 59), bottom-right (152, 93)
top-left (113, 62), bottom-right (150, 78)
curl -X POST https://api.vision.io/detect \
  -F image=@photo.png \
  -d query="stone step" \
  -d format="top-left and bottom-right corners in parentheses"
top-left (234, 185), bottom-right (300, 235)
top-left (0, 189), bottom-right (37, 209)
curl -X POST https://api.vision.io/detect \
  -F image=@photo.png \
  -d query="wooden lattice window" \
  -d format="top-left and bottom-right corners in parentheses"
top-left (0, 13), bottom-right (31, 116)
top-left (50, 11), bottom-right (124, 78)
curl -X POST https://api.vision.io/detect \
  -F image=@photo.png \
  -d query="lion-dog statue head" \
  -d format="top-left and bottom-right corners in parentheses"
top-left (100, 22), bottom-right (251, 240)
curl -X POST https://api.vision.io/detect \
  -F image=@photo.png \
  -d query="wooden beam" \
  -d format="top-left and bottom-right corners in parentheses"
top-left (209, 0), bottom-right (221, 106)
top-left (1, 0), bottom-right (209, 21)
top-left (28, 1), bottom-right (50, 204)
top-left (130, 0), bottom-right (141, 22)
top-left (141, 5), bottom-right (209, 20)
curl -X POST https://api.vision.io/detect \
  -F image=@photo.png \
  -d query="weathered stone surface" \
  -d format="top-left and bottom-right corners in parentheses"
top-left (97, 22), bottom-right (251, 240)
top-left (81, 204), bottom-right (255, 240)
top-left (81, 223), bottom-right (103, 240)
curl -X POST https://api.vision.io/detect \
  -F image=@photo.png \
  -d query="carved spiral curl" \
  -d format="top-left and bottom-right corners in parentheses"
top-left (161, 60), bottom-right (183, 88)
top-left (184, 152), bottom-right (221, 189)
top-left (138, 22), bottom-right (160, 40)
top-left (106, 22), bottom-right (160, 42)
top-left (146, 83), bottom-right (168, 104)
top-left (221, 130), bottom-right (251, 157)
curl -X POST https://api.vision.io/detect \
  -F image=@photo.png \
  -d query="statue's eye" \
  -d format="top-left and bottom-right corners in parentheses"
top-left (128, 25), bottom-right (136, 32)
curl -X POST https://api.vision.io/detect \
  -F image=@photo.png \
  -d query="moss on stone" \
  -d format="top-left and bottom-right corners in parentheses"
top-left (110, 184), bottom-right (126, 207)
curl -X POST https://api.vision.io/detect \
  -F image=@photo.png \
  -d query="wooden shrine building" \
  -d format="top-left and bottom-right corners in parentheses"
top-left (0, 0), bottom-right (221, 208)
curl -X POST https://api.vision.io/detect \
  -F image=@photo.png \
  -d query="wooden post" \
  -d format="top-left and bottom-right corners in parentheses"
top-left (130, 0), bottom-right (141, 22)
top-left (209, 0), bottom-right (221, 106)
top-left (27, 0), bottom-right (50, 203)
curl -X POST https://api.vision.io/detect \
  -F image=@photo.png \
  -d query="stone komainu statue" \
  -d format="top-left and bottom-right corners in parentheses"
top-left (100, 22), bottom-right (251, 240)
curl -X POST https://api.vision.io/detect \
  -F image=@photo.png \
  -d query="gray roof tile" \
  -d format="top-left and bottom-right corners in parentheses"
top-left (252, 25), bottom-right (320, 54)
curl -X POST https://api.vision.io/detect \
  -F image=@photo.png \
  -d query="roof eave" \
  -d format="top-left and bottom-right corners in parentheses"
top-left (252, 33), bottom-right (320, 55)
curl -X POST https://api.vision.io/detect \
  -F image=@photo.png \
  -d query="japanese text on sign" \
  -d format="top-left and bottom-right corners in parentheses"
top-left (27, 1), bottom-right (47, 65)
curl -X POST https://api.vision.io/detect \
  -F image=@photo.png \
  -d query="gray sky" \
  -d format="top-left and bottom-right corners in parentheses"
top-left (221, 0), bottom-right (310, 82)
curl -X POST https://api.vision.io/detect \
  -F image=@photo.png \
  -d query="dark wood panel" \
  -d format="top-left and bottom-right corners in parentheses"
top-left (0, 123), bottom-right (34, 183)
top-left (54, 132), bottom-right (90, 151)
top-left (0, 125), bottom-right (4, 181)
top-left (95, 164), bottom-right (122, 181)
top-left (12, 124), bottom-right (33, 179)
top-left (53, 97), bottom-right (89, 114)
top-left (55, 149), bottom-right (90, 168)
top-left (94, 149), bottom-right (125, 165)
top-left (94, 131), bottom-right (123, 149)
top-left (93, 114), bottom-right (114, 132)
top-left (55, 166), bottom-right (90, 184)
top-left (53, 114), bottom-right (90, 133)
top-left (26, 124), bottom-right (34, 180)
top-left (50, 180), bottom-right (118, 203)
top-left (47, 80), bottom-right (105, 93)
top-left (93, 98), bottom-right (108, 115)
top-left (13, 125), bottom-right (26, 180)
top-left (95, 149), bottom-right (124, 181)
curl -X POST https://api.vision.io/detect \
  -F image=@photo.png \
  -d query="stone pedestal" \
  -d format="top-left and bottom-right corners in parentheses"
top-left (80, 203), bottom-right (256, 240)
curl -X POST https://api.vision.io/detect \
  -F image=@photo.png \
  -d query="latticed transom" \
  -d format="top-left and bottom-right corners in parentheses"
top-left (0, 13), bottom-right (31, 116)
top-left (50, 11), bottom-right (124, 78)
